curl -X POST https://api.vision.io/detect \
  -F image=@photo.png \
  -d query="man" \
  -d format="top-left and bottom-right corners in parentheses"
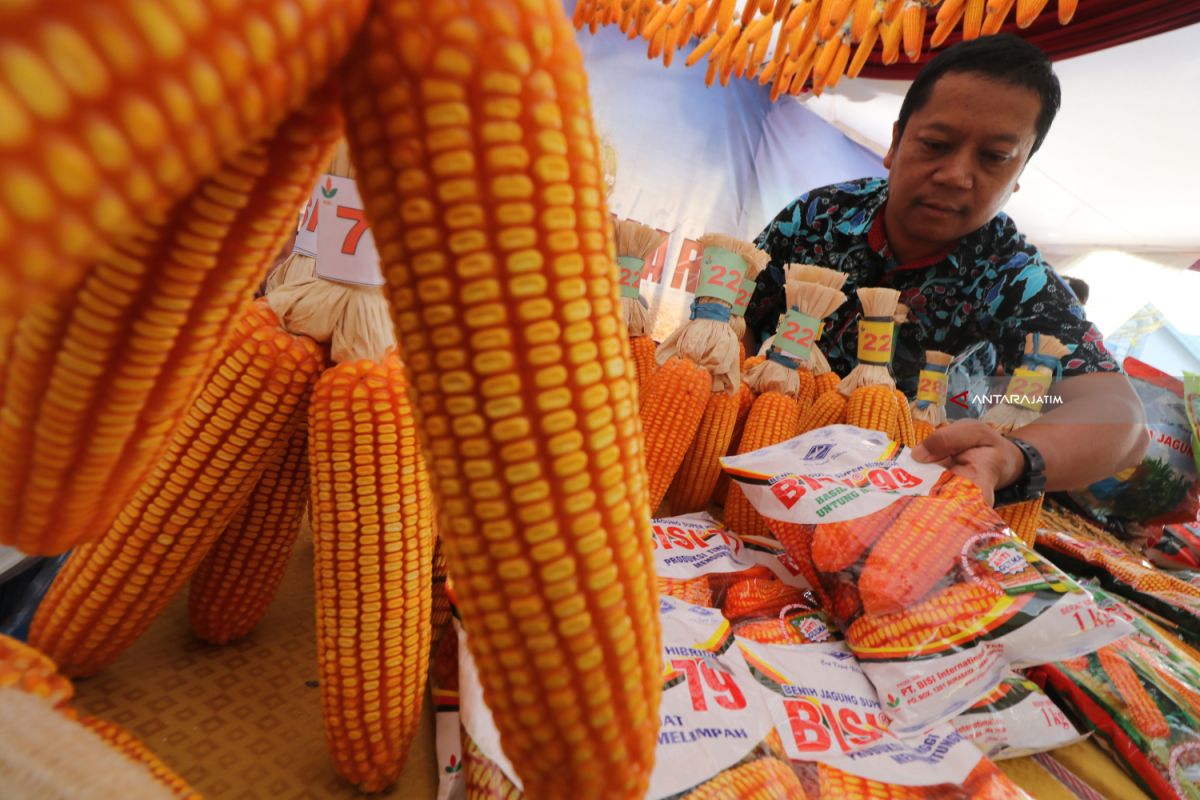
top-left (744, 34), bottom-right (1146, 505)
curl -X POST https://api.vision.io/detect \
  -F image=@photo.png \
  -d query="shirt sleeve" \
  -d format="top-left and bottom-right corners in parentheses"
top-left (985, 226), bottom-right (1120, 377)
top-left (745, 194), bottom-right (814, 347)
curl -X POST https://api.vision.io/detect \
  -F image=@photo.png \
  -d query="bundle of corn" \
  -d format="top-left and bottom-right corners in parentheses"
top-left (765, 264), bottom-right (848, 397)
top-left (724, 279), bottom-right (846, 536)
top-left (0, 91), bottom-right (341, 556)
top-left (339, 0), bottom-right (663, 795)
top-left (614, 218), bottom-right (662, 390)
top-left (981, 333), bottom-right (1068, 546)
top-left (646, 234), bottom-right (768, 511)
top-left (910, 350), bottom-right (952, 444)
top-left (0, 0), bottom-right (370, 330)
top-left (29, 300), bottom-right (326, 676)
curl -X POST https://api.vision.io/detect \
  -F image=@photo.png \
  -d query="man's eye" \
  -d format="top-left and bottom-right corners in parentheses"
top-left (919, 139), bottom-right (947, 153)
top-left (982, 151), bottom-right (1011, 164)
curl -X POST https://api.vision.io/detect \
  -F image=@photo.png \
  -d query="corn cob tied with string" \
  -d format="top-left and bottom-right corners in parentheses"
top-left (339, 0), bottom-right (662, 795)
top-left (0, 0), bottom-right (370, 333)
top-left (0, 90), bottom-right (342, 556)
top-left (759, 264), bottom-right (847, 397)
top-left (647, 233), bottom-right (767, 511)
top-left (910, 350), bottom-right (952, 444)
top-left (614, 217), bottom-right (662, 390)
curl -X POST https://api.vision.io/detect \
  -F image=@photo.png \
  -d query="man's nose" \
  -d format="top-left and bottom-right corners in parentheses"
top-left (932, 148), bottom-right (974, 190)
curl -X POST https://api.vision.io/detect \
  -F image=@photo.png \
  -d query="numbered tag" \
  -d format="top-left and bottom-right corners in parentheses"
top-left (308, 174), bottom-right (384, 286)
top-left (617, 256), bottom-right (644, 299)
top-left (856, 320), bottom-right (894, 366)
top-left (696, 246), bottom-right (747, 305)
top-left (731, 277), bottom-right (756, 318)
top-left (917, 369), bottom-right (948, 406)
top-left (775, 310), bottom-right (820, 362)
top-left (294, 193), bottom-right (319, 258)
top-left (1007, 367), bottom-right (1053, 412)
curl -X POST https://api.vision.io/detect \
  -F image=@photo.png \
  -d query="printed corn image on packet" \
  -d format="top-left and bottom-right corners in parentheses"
top-left (722, 424), bottom-right (1132, 735)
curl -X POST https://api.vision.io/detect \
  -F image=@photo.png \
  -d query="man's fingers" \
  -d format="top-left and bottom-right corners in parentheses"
top-left (911, 420), bottom-right (996, 462)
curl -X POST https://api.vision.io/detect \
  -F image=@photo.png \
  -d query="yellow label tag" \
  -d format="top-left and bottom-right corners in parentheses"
top-left (917, 369), bottom-right (948, 406)
top-left (1007, 367), bottom-right (1053, 412)
top-left (856, 320), bottom-right (894, 365)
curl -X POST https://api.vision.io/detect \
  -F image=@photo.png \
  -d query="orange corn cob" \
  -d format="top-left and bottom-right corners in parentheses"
top-left (1058, 0), bottom-right (1078, 23)
top-left (77, 717), bottom-right (198, 799)
top-left (1121, 639), bottom-right (1200, 719)
top-left (893, 391), bottom-right (916, 447)
top-left (465, 735), bottom-right (524, 800)
top-left (0, 92), bottom-right (340, 556)
top-left (0, 634), bottom-right (73, 710)
top-left (830, 581), bottom-right (864, 623)
top-left (994, 497), bottom-right (1043, 548)
top-left (721, 574), bottom-right (809, 620)
top-left (29, 302), bottom-right (324, 677)
top-left (981, 0), bottom-right (1015, 34)
top-left (902, 1), bottom-right (926, 62)
top-left (687, 756), bottom-right (808, 798)
top-left (0, 0), bottom-right (369, 327)
top-left (858, 497), bottom-right (987, 615)
top-left (798, 390), bottom-right (847, 433)
top-left (1096, 647), bottom-right (1170, 740)
top-left (845, 385), bottom-right (899, 439)
top-left (630, 335), bottom-right (658, 390)
top-left (1016, 0), bottom-right (1051, 26)
top-left (725, 391), bottom-right (803, 538)
top-left (188, 414), bottom-right (311, 645)
top-left (814, 370), bottom-right (841, 397)
top-left (811, 499), bottom-right (910, 573)
top-left (642, 357), bottom-right (712, 512)
top-left (931, 3), bottom-right (965, 46)
top-left (658, 576), bottom-right (715, 606)
top-left (879, 15), bottom-right (903, 63)
top-left (310, 355), bottom-right (434, 792)
top-left (670, 390), bottom-right (741, 513)
top-left (848, 26), bottom-right (881, 79)
top-left (913, 419), bottom-right (936, 444)
top-left (818, 762), bottom-right (924, 798)
top-left (847, 581), bottom-right (1002, 649)
top-left (851, 0), bottom-right (878, 40)
top-left (765, 520), bottom-right (828, 607)
top-left (339, 1), bottom-right (662, 795)
top-left (431, 537), bottom-right (453, 657)
top-left (714, 380), bottom-right (756, 504)
top-left (735, 614), bottom-right (819, 645)
top-left (963, 0), bottom-right (986, 37)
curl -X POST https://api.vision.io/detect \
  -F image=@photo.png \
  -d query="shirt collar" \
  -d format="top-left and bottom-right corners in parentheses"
top-left (869, 199), bottom-right (957, 274)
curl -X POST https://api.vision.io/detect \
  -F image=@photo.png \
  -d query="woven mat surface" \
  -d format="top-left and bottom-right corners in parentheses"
top-left (71, 530), bottom-right (437, 800)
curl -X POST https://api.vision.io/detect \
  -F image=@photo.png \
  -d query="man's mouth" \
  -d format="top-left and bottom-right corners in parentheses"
top-left (917, 200), bottom-right (962, 215)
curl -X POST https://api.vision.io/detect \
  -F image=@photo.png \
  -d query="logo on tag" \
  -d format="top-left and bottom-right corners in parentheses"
top-left (804, 444), bottom-right (834, 461)
top-left (320, 176), bottom-right (338, 199)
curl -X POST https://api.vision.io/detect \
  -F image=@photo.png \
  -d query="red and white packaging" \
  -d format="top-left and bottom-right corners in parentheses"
top-left (950, 673), bottom-right (1086, 760)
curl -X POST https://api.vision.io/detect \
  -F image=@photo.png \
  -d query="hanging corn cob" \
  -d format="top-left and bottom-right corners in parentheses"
top-left (339, 0), bottom-right (662, 796)
top-left (614, 218), bottom-right (663, 390)
top-left (646, 233), bottom-right (768, 511)
top-left (0, 90), bottom-right (341, 556)
top-left (28, 301), bottom-right (326, 676)
top-left (910, 349), bottom-right (952, 443)
top-left (0, 0), bottom-right (370, 330)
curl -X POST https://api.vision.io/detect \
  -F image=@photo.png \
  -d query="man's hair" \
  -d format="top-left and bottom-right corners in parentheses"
top-left (1064, 276), bottom-right (1089, 305)
top-left (897, 33), bottom-right (1061, 156)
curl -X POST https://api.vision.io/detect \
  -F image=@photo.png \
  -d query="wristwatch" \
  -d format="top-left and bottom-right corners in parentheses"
top-left (994, 436), bottom-right (1046, 506)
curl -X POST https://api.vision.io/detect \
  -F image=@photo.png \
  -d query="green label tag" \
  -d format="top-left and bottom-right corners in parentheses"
top-left (696, 246), bottom-right (747, 304)
top-left (731, 276), bottom-right (755, 317)
top-left (617, 256), bottom-right (644, 299)
top-left (774, 310), bottom-right (820, 361)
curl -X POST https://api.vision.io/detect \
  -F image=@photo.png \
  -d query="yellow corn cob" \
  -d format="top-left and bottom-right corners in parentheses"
top-left (735, 615), bottom-right (816, 645)
top-left (631, 335), bottom-right (658, 391)
top-left (658, 576), bottom-right (715, 606)
top-left (0, 0), bottom-right (369, 328)
top-left (879, 15), bottom-right (903, 63)
top-left (902, 1), bottom-right (926, 62)
top-left (892, 390), bottom-right (916, 446)
top-left (821, 37), bottom-right (853, 91)
top-left (687, 756), bottom-right (808, 798)
top-left (798, 389), bottom-right (847, 432)
top-left (725, 391), bottom-right (803, 538)
top-left (310, 354), bottom-right (434, 792)
top-left (981, 0), bottom-right (1015, 34)
top-left (913, 419), bottom-right (936, 444)
top-left (465, 735), bottom-right (524, 799)
top-left (847, 581), bottom-right (1003, 649)
top-left (670, 390), bottom-right (741, 513)
top-left (0, 91), bottom-right (340, 556)
top-left (812, 499), bottom-right (909, 573)
top-left (187, 415), bottom-right (311, 645)
top-left (1016, 0), bottom-right (1051, 26)
top-left (818, 762), bottom-right (924, 798)
top-left (848, 26), bottom-right (881, 79)
top-left (845, 384), bottom-right (899, 439)
top-left (994, 497), bottom-right (1043, 548)
top-left (642, 357), bottom-right (713, 512)
top-left (714, 380), bottom-right (757, 504)
top-left (431, 536), bottom-right (453, 657)
top-left (963, 0), bottom-right (986, 37)
top-left (0, 634), bottom-right (73, 710)
top-left (339, 1), bottom-right (662, 795)
top-left (29, 302), bottom-right (324, 677)
top-left (77, 717), bottom-right (198, 800)
top-left (821, 0), bottom-right (856, 38)
top-left (931, 0), bottom-right (964, 44)
top-left (1058, 0), bottom-right (1078, 23)
top-left (1096, 647), bottom-right (1170, 739)
top-left (813, 370), bottom-right (841, 397)
top-left (858, 497), bottom-right (989, 615)
top-left (850, 0), bottom-right (877, 39)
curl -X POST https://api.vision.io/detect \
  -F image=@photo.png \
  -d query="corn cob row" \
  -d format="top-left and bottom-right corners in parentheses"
top-left (1096, 646), bottom-right (1170, 739)
top-left (0, 0), bottom-right (370, 328)
top-left (77, 717), bottom-right (199, 800)
top-left (995, 497), bottom-right (1043, 548)
top-left (339, 1), bottom-right (661, 795)
top-left (0, 90), bottom-right (341, 556)
top-left (669, 387), bottom-right (743, 513)
top-left (644, 356), bottom-right (713, 511)
top-left (713, 380), bottom-right (756, 504)
top-left (763, 521), bottom-right (828, 606)
top-left (630, 334), bottom-right (658, 390)
top-left (658, 576), bottom-right (716, 606)
top-left (29, 301), bottom-right (324, 676)
top-left (817, 762), bottom-right (925, 798)
top-left (187, 411), bottom-right (311, 645)
top-left (310, 354), bottom-right (434, 792)
top-left (846, 581), bottom-right (1003, 649)
top-left (725, 390), bottom-right (804, 538)
top-left (811, 498), bottom-right (911, 573)
top-left (720, 572), bottom-right (809, 620)
top-left (685, 755), bottom-right (808, 798)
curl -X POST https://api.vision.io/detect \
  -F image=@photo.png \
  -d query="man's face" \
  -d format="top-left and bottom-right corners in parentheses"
top-left (884, 72), bottom-right (1042, 253)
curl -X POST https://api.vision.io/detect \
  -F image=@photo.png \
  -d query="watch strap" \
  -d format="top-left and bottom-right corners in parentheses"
top-left (995, 436), bottom-right (1046, 505)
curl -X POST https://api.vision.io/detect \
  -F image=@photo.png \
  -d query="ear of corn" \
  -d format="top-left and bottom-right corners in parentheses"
top-left (0, 634), bottom-right (73, 710)
top-left (0, 89), bottom-right (341, 556)
top-left (764, 520), bottom-right (828, 607)
top-left (813, 370), bottom-right (841, 398)
top-left (0, 0), bottom-right (370, 327)
top-left (913, 419), bottom-right (936, 444)
top-left (630, 335), bottom-right (658, 390)
top-left (77, 717), bottom-right (199, 800)
top-left (847, 581), bottom-right (1002, 650)
top-left (811, 499), bottom-right (910, 573)
top-left (310, 354), bottom-right (434, 792)
top-left (1096, 647), bottom-right (1170, 740)
top-left (994, 497), bottom-right (1043, 548)
top-left (642, 357), bottom-right (712, 512)
top-left (28, 302), bottom-right (324, 676)
top-left (465, 735), bottom-right (524, 800)
top-left (817, 762), bottom-right (925, 799)
top-left (658, 576), bottom-right (715, 606)
top-left (431, 537), bottom-right (453, 659)
top-left (720, 573), bottom-right (809, 621)
top-left (798, 389), bottom-right (847, 433)
top-left (845, 384), bottom-right (898, 439)
top-left (714, 380), bottom-right (756, 505)
top-left (339, 0), bottom-right (662, 795)
top-left (187, 412), bottom-right (311, 645)
top-left (725, 391), bottom-right (803, 538)
top-left (669, 389), bottom-right (741, 513)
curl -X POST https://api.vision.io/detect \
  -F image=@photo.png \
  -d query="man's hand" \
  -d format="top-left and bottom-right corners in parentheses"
top-left (910, 420), bottom-right (1025, 506)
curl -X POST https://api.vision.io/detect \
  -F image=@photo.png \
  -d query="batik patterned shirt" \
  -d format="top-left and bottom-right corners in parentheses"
top-left (745, 177), bottom-right (1118, 396)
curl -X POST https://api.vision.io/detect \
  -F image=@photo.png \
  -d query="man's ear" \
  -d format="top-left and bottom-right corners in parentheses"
top-left (883, 121), bottom-right (899, 169)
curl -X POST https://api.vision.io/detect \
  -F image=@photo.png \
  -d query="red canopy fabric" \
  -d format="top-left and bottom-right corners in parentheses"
top-left (855, 0), bottom-right (1200, 81)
